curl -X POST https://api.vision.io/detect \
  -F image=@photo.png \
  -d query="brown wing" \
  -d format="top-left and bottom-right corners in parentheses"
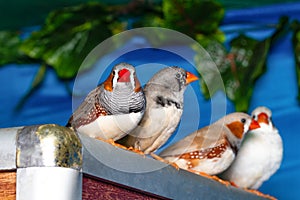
top-left (67, 86), bottom-right (109, 128)
top-left (159, 124), bottom-right (227, 157)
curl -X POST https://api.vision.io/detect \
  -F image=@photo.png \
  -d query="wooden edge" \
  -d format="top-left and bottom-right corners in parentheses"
top-left (82, 173), bottom-right (169, 200)
top-left (0, 171), bottom-right (16, 200)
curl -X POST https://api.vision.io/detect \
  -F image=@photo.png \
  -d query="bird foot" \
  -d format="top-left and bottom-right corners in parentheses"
top-left (95, 137), bottom-right (146, 157)
top-left (187, 170), bottom-right (231, 187)
top-left (228, 181), bottom-right (238, 187)
top-left (127, 147), bottom-right (146, 157)
top-left (150, 153), bottom-right (180, 170)
top-left (245, 189), bottom-right (277, 200)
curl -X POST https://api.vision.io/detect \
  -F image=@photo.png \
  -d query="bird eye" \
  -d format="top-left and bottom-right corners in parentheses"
top-left (241, 118), bottom-right (246, 124)
top-left (252, 115), bottom-right (257, 120)
top-left (175, 73), bottom-right (182, 79)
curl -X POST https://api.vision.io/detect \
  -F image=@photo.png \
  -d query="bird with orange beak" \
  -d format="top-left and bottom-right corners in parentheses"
top-left (118, 67), bottom-right (198, 154)
top-left (220, 106), bottom-right (283, 189)
top-left (158, 112), bottom-right (260, 175)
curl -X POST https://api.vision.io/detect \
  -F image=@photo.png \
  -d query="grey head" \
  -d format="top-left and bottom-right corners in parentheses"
top-left (146, 67), bottom-right (189, 93)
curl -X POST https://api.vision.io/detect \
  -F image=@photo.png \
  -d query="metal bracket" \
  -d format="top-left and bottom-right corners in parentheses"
top-left (0, 124), bottom-right (83, 200)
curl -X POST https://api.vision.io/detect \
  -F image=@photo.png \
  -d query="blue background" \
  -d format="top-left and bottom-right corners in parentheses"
top-left (1, 2), bottom-right (300, 199)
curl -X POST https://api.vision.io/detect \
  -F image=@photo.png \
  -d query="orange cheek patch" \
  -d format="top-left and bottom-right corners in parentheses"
top-left (258, 113), bottom-right (269, 125)
top-left (104, 73), bottom-right (114, 92)
top-left (134, 76), bottom-right (142, 92)
top-left (226, 121), bottom-right (244, 139)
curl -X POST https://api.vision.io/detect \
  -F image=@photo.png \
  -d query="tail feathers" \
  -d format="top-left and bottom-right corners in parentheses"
top-left (66, 116), bottom-right (73, 127)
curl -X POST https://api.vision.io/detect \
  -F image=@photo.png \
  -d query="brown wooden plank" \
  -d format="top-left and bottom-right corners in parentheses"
top-left (0, 171), bottom-right (16, 200)
top-left (82, 174), bottom-right (168, 200)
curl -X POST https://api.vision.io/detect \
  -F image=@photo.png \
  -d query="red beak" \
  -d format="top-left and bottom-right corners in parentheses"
top-left (249, 119), bottom-right (260, 130)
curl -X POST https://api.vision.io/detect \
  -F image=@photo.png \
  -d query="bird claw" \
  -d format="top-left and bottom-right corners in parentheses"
top-left (245, 189), bottom-right (277, 200)
top-left (228, 181), bottom-right (238, 187)
top-left (212, 176), bottom-right (232, 187)
top-left (127, 147), bottom-right (146, 157)
top-left (150, 153), bottom-right (180, 170)
top-left (95, 137), bottom-right (146, 157)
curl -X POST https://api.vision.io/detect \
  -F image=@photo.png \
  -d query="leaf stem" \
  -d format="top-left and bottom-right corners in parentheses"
top-left (14, 63), bottom-right (47, 111)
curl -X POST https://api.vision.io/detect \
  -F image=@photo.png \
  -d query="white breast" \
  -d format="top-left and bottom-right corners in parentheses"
top-left (77, 112), bottom-right (143, 141)
top-left (142, 105), bottom-right (183, 153)
top-left (220, 125), bottom-right (283, 189)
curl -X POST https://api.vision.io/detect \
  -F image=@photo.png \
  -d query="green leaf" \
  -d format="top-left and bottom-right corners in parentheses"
top-left (197, 17), bottom-right (289, 112)
top-left (222, 17), bottom-right (288, 112)
top-left (222, 17), bottom-right (289, 112)
top-left (0, 31), bottom-right (28, 65)
top-left (162, 0), bottom-right (225, 41)
top-left (223, 35), bottom-right (269, 112)
top-left (20, 2), bottom-right (113, 79)
top-left (291, 20), bottom-right (300, 101)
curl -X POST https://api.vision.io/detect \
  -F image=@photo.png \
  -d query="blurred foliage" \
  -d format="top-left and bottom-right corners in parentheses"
top-left (198, 17), bottom-right (290, 111)
top-left (0, 0), bottom-right (225, 78)
top-left (162, 0), bottom-right (224, 39)
top-left (0, 0), bottom-right (295, 111)
top-left (20, 2), bottom-right (112, 79)
top-left (0, 31), bottom-right (29, 65)
top-left (1, 0), bottom-right (299, 30)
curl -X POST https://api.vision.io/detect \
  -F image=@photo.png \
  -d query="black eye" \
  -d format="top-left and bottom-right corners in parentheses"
top-left (241, 118), bottom-right (246, 124)
top-left (175, 73), bottom-right (182, 79)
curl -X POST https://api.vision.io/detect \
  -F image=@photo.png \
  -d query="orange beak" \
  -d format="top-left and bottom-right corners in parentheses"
top-left (186, 71), bottom-right (199, 84)
top-left (249, 119), bottom-right (260, 130)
